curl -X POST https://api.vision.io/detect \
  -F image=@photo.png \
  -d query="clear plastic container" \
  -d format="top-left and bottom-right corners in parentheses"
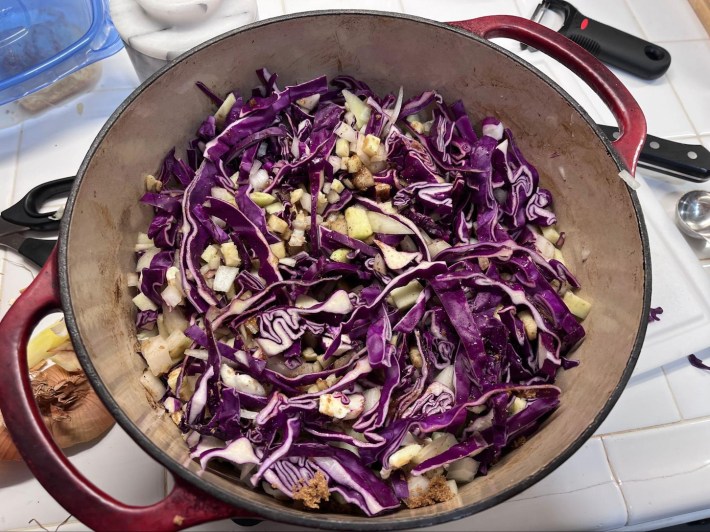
top-left (0, 0), bottom-right (123, 106)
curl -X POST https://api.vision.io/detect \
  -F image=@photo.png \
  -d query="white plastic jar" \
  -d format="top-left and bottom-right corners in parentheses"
top-left (109, 0), bottom-right (258, 81)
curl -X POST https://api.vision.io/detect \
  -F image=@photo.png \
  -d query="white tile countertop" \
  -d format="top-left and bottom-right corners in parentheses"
top-left (1, 0), bottom-right (710, 530)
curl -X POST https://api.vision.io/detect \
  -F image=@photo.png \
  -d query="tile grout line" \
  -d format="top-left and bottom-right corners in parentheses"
top-left (654, 37), bottom-right (710, 44)
top-left (622, 0), bottom-right (651, 40)
top-left (598, 410), bottom-right (710, 438)
top-left (662, 35), bottom-right (710, 138)
top-left (622, 0), bottom-right (707, 137)
top-left (660, 365), bottom-right (687, 420)
top-left (599, 435), bottom-right (632, 527)
top-left (666, 73), bottom-right (704, 138)
top-left (0, 125), bottom-right (24, 308)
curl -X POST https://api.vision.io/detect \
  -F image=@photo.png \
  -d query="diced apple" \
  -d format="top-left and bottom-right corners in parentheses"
top-left (335, 138), bottom-right (350, 158)
top-left (249, 191), bottom-right (277, 207)
top-left (366, 211), bottom-right (414, 235)
top-left (362, 134), bottom-right (381, 157)
top-left (345, 206), bottom-right (373, 240)
top-left (563, 291), bottom-right (592, 319)
top-left (330, 249), bottom-right (351, 263)
top-left (390, 280), bottom-right (424, 309)
top-left (518, 310), bottom-right (538, 340)
top-left (541, 225), bottom-right (560, 244)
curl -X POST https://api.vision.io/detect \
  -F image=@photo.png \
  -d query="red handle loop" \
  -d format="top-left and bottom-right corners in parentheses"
top-left (0, 247), bottom-right (248, 531)
top-left (449, 15), bottom-right (647, 174)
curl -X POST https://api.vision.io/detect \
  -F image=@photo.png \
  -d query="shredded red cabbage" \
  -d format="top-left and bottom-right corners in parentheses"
top-left (649, 306), bottom-right (664, 323)
top-left (688, 354), bottom-right (710, 371)
top-left (132, 70), bottom-right (590, 516)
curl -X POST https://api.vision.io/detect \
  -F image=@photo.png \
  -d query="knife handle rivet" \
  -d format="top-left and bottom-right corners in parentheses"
top-left (649, 141), bottom-right (660, 149)
top-left (688, 151), bottom-right (698, 160)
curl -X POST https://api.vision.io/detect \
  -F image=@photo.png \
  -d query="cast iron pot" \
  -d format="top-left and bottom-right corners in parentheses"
top-left (0, 11), bottom-right (650, 531)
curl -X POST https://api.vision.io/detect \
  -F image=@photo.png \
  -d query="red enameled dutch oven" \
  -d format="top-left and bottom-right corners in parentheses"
top-left (0, 12), bottom-right (650, 531)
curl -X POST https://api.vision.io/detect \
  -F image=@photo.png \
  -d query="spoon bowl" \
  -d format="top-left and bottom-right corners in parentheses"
top-left (677, 190), bottom-right (710, 240)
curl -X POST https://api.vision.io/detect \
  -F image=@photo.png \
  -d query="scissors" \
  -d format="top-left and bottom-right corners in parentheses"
top-left (0, 177), bottom-right (74, 267)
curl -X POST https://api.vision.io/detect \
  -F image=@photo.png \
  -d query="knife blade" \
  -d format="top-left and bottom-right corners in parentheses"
top-left (598, 125), bottom-right (710, 183)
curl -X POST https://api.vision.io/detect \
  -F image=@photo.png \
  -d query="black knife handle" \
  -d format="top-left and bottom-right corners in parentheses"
top-left (17, 238), bottom-right (56, 267)
top-left (599, 125), bottom-right (710, 183)
top-left (561, 12), bottom-right (671, 79)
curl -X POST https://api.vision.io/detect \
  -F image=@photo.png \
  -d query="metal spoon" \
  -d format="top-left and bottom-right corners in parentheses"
top-left (677, 190), bottom-right (710, 240)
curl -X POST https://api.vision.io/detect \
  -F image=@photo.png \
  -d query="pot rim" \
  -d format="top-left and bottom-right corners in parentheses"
top-left (59, 10), bottom-right (651, 530)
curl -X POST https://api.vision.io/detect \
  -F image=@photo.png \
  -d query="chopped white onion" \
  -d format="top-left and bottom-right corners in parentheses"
top-left (161, 285), bottom-right (183, 308)
top-left (299, 192), bottom-right (312, 212)
top-left (334, 121), bottom-right (358, 143)
top-left (136, 248), bottom-right (160, 272)
top-left (140, 369), bottom-right (167, 401)
top-left (328, 155), bottom-right (341, 173)
top-left (249, 168), bottom-right (270, 191)
top-left (162, 304), bottom-right (188, 333)
top-left (446, 457), bottom-right (479, 483)
top-left (407, 474), bottom-right (431, 495)
top-left (133, 292), bottom-right (158, 312)
top-left (374, 240), bottom-right (420, 270)
top-left (257, 142), bottom-right (268, 158)
top-left (295, 295), bottom-right (319, 308)
top-left (434, 365), bottom-right (455, 390)
top-left (363, 386), bottom-right (381, 413)
top-left (382, 85), bottom-right (403, 137)
top-left (278, 257), bottom-right (297, 267)
top-left (166, 329), bottom-right (191, 358)
top-left (290, 138), bottom-right (300, 159)
top-left (389, 444), bottom-right (422, 469)
top-left (141, 335), bottom-right (172, 376)
top-left (247, 160), bottom-right (263, 181)
top-left (297, 94), bottom-right (320, 111)
top-left (184, 349), bottom-right (209, 360)
top-left (213, 266), bottom-right (239, 292)
top-left (220, 364), bottom-right (267, 396)
top-left (412, 432), bottom-right (456, 466)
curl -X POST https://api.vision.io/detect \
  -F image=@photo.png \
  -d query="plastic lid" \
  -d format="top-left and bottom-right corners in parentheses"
top-left (0, 0), bottom-right (123, 106)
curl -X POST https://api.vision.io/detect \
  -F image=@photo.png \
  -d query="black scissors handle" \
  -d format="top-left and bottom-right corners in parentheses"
top-left (18, 238), bottom-right (57, 268)
top-left (1, 176), bottom-right (75, 231)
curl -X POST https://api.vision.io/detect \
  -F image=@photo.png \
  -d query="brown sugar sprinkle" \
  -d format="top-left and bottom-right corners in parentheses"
top-left (404, 475), bottom-right (455, 509)
top-left (519, 389), bottom-right (538, 399)
top-left (292, 471), bottom-right (330, 509)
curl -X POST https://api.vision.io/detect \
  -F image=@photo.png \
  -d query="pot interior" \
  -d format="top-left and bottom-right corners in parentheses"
top-left (62, 12), bottom-right (647, 529)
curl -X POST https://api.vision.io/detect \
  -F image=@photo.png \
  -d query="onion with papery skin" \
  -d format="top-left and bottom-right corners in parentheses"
top-left (0, 364), bottom-right (114, 461)
top-left (0, 410), bottom-right (21, 461)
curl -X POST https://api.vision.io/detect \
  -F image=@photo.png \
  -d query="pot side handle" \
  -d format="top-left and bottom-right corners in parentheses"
top-left (448, 15), bottom-right (647, 175)
top-left (0, 247), bottom-right (248, 531)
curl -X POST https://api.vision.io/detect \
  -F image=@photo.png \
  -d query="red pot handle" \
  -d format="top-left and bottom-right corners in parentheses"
top-left (0, 246), bottom-right (251, 531)
top-left (448, 15), bottom-right (647, 174)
